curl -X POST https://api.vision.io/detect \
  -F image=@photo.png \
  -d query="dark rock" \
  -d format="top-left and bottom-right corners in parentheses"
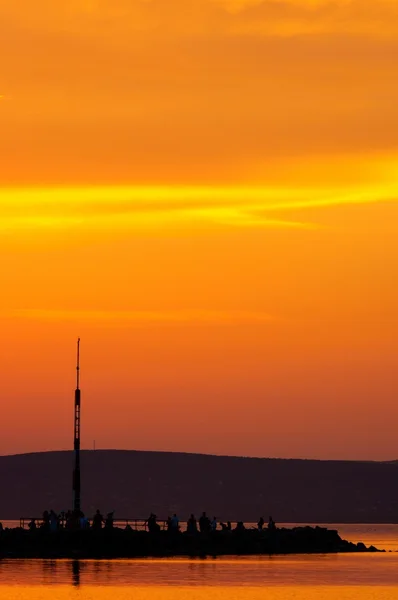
top-left (0, 526), bottom-right (380, 559)
top-left (357, 542), bottom-right (366, 550)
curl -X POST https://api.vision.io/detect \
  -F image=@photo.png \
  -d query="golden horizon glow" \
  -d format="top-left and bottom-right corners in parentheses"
top-left (1, 0), bottom-right (398, 460)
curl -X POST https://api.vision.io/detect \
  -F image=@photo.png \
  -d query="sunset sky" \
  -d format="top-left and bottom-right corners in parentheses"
top-left (1, 0), bottom-right (398, 460)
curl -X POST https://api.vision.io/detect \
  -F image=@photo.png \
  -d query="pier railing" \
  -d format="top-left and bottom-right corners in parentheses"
top-left (19, 517), bottom-right (170, 531)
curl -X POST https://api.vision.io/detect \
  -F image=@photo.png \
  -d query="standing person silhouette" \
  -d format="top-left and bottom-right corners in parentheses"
top-left (105, 512), bottom-right (114, 529)
top-left (187, 514), bottom-right (198, 533)
top-left (171, 513), bottom-right (180, 531)
top-left (199, 512), bottom-right (211, 533)
top-left (92, 509), bottom-right (104, 529)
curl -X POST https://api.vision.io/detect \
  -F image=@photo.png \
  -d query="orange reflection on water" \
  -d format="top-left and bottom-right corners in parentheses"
top-left (1, 585), bottom-right (398, 600)
top-left (1, 556), bottom-right (398, 598)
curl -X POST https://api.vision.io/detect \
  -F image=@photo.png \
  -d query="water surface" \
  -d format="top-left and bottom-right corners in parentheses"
top-left (1, 556), bottom-right (398, 599)
top-left (1, 524), bottom-right (398, 599)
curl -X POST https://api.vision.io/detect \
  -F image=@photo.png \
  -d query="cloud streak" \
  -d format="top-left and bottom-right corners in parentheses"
top-left (5, 308), bottom-right (276, 326)
top-left (4, 0), bottom-right (398, 38)
top-left (220, 0), bottom-right (398, 38)
top-left (0, 181), bottom-right (397, 233)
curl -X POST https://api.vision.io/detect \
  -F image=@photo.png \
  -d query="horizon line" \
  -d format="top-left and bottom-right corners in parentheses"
top-left (0, 448), bottom-right (396, 464)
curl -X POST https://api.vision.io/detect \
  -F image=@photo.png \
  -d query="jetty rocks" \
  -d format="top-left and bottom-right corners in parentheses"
top-left (0, 526), bottom-right (383, 559)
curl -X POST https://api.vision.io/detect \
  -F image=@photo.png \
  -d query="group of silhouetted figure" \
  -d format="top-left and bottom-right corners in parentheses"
top-left (26, 510), bottom-right (276, 534)
top-left (27, 509), bottom-right (115, 532)
top-left (148, 512), bottom-right (276, 534)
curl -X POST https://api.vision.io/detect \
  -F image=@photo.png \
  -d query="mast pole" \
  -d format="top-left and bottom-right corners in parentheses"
top-left (73, 338), bottom-right (81, 514)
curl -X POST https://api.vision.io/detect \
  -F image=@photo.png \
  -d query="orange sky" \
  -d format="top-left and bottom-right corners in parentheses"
top-left (1, 0), bottom-right (398, 460)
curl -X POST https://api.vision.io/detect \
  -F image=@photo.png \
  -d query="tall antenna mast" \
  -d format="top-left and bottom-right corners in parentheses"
top-left (73, 338), bottom-right (81, 515)
top-left (76, 337), bottom-right (80, 390)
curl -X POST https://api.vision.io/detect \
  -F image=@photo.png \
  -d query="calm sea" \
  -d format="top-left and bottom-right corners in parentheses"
top-left (1, 524), bottom-right (398, 599)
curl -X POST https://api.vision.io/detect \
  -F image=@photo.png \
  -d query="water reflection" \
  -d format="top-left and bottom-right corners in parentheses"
top-left (71, 560), bottom-right (80, 587)
top-left (0, 556), bottom-right (398, 588)
top-left (42, 560), bottom-right (57, 582)
top-left (70, 559), bottom-right (117, 587)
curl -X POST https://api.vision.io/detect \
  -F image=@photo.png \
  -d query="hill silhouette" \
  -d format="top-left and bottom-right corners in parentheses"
top-left (1, 450), bottom-right (398, 522)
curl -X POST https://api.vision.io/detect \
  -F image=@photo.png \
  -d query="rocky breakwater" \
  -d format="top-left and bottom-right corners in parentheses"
top-left (0, 525), bottom-right (383, 559)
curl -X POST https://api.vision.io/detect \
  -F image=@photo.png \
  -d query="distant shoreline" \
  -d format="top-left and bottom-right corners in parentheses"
top-left (2, 450), bottom-right (398, 523)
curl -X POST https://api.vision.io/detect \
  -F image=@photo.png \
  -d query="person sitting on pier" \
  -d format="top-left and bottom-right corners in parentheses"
top-left (148, 513), bottom-right (160, 533)
top-left (28, 519), bottom-right (37, 531)
top-left (258, 516), bottom-right (265, 531)
top-left (199, 512), bottom-right (211, 533)
top-left (235, 521), bottom-right (246, 531)
top-left (268, 516), bottom-right (276, 531)
top-left (105, 512), bottom-right (114, 529)
top-left (92, 509), bottom-right (104, 529)
top-left (187, 514), bottom-right (198, 534)
top-left (211, 517), bottom-right (217, 531)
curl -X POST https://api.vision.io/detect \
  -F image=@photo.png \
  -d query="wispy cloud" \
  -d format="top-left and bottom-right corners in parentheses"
top-left (5, 308), bottom-right (276, 326)
top-left (0, 182), bottom-right (397, 233)
top-left (5, 0), bottom-right (398, 38)
top-left (213, 0), bottom-right (398, 37)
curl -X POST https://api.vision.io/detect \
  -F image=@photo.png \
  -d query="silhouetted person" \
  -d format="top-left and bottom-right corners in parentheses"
top-left (59, 511), bottom-right (66, 529)
top-left (220, 522), bottom-right (228, 531)
top-left (92, 510), bottom-right (104, 530)
top-left (0, 522), bottom-right (3, 532)
top-left (227, 521), bottom-right (232, 531)
top-left (65, 510), bottom-right (74, 530)
top-left (236, 521), bottom-right (245, 531)
top-left (49, 510), bottom-right (58, 532)
top-left (148, 513), bottom-right (160, 533)
top-left (167, 516), bottom-right (172, 531)
top-left (147, 513), bottom-right (154, 532)
top-left (268, 516), bottom-right (276, 531)
top-left (211, 517), bottom-right (217, 531)
top-left (258, 517), bottom-right (265, 531)
top-left (171, 513), bottom-right (179, 531)
top-left (28, 519), bottom-right (37, 531)
top-left (199, 512), bottom-right (211, 533)
top-left (187, 514), bottom-right (198, 534)
top-left (105, 512), bottom-right (114, 529)
top-left (80, 513), bottom-right (89, 529)
top-left (42, 510), bottom-right (50, 531)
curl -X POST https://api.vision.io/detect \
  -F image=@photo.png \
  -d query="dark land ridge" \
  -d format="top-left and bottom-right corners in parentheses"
top-left (1, 449), bottom-right (398, 523)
